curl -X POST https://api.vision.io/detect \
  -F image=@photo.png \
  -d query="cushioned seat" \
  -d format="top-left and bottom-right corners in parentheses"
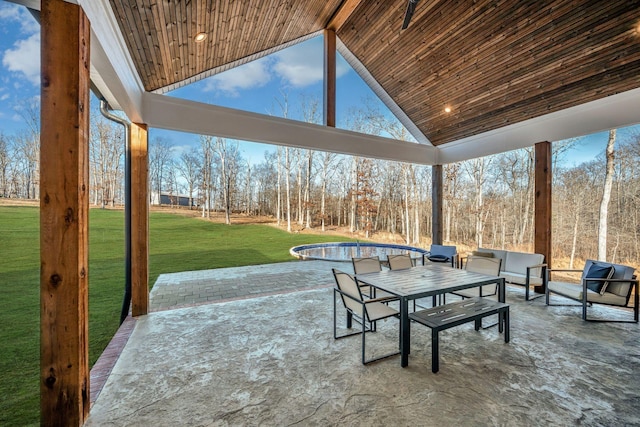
top-left (453, 256), bottom-right (502, 299)
top-left (547, 281), bottom-right (628, 306)
top-left (546, 259), bottom-right (638, 322)
top-left (501, 272), bottom-right (544, 286)
top-left (425, 244), bottom-right (458, 268)
top-left (473, 248), bottom-right (546, 300)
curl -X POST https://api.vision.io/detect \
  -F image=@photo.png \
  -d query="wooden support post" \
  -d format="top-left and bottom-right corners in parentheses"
top-left (534, 141), bottom-right (552, 293)
top-left (40, 1), bottom-right (91, 424)
top-left (432, 165), bottom-right (443, 245)
top-left (131, 123), bottom-right (149, 316)
top-left (324, 29), bottom-right (336, 127)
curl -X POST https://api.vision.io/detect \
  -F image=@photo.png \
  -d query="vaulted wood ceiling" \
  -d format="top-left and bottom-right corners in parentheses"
top-left (109, 0), bottom-right (640, 147)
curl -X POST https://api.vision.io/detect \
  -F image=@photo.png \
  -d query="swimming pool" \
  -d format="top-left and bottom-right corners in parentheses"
top-left (289, 242), bottom-right (429, 262)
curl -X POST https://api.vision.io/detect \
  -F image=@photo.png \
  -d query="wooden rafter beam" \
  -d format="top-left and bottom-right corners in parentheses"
top-left (324, 29), bottom-right (336, 127)
top-left (326, 0), bottom-right (365, 31)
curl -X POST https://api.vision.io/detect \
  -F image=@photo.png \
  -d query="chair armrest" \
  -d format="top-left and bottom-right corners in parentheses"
top-left (526, 263), bottom-right (547, 276)
top-left (527, 263), bottom-right (547, 269)
top-left (365, 296), bottom-right (399, 304)
top-left (580, 278), bottom-right (639, 284)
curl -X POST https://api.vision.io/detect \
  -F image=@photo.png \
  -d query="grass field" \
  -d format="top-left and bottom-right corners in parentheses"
top-left (0, 206), bottom-right (353, 426)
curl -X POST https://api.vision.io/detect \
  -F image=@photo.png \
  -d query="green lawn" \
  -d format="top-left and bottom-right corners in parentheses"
top-left (0, 206), bottom-right (352, 426)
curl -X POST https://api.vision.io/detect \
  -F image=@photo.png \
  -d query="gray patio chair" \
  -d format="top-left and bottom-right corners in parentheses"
top-left (332, 269), bottom-right (401, 364)
top-left (546, 259), bottom-right (639, 323)
top-left (352, 256), bottom-right (394, 299)
top-left (452, 256), bottom-right (502, 299)
top-left (387, 253), bottom-right (428, 309)
top-left (424, 244), bottom-right (459, 268)
top-left (387, 253), bottom-right (414, 270)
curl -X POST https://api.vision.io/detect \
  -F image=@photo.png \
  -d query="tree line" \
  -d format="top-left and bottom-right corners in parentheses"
top-left (1, 97), bottom-right (638, 268)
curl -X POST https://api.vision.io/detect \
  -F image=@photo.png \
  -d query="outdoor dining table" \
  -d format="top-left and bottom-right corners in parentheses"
top-left (355, 263), bottom-right (506, 367)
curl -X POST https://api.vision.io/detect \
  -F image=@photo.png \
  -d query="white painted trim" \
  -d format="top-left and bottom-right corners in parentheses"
top-left (437, 88), bottom-right (640, 164)
top-left (79, 0), bottom-right (145, 122)
top-left (142, 92), bottom-right (437, 165)
top-left (336, 38), bottom-right (432, 146)
top-left (5, 0), bottom-right (42, 9)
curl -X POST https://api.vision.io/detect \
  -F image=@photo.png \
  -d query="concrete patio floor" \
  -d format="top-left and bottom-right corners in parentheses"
top-left (85, 261), bottom-right (640, 426)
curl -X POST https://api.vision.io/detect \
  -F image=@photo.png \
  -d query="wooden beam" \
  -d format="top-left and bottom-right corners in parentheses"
top-left (324, 29), bottom-right (336, 127)
top-left (327, 0), bottom-right (365, 31)
top-left (432, 165), bottom-right (443, 245)
top-left (40, 1), bottom-right (91, 424)
top-left (130, 122), bottom-right (149, 317)
top-left (534, 141), bottom-right (552, 293)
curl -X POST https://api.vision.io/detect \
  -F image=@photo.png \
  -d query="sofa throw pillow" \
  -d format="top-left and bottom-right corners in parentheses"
top-left (585, 263), bottom-right (615, 295)
top-left (471, 250), bottom-right (494, 258)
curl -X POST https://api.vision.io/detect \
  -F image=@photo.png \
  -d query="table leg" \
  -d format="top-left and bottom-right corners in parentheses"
top-left (400, 298), bottom-right (409, 367)
top-left (431, 328), bottom-right (439, 373)
top-left (504, 309), bottom-right (510, 343)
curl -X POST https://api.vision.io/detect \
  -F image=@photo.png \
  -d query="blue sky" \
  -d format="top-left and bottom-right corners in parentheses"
top-left (0, 1), bottom-right (637, 166)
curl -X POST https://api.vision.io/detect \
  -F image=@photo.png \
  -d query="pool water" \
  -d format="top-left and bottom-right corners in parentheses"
top-left (290, 242), bottom-right (429, 262)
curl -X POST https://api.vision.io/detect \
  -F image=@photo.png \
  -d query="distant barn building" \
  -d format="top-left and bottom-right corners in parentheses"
top-left (150, 192), bottom-right (195, 207)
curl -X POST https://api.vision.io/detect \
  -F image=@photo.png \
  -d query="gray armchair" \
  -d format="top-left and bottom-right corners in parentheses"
top-left (424, 244), bottom-right (459, 268)
top-left (546, 259), bottom-right (638, 323)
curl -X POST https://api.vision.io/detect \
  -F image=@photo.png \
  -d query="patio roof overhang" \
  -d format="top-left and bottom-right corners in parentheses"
top-left (12, 1), bottom-right (640, 424)
top-left (14, 0), bottom-right (640, 165)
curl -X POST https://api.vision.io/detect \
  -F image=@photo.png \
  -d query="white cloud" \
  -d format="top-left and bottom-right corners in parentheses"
top-left (0, 93), bottom-right (9, 101)
top-left (270, 41), bottom-right (350, 88)
top-left (199, 37), bottom-right (352, 95)
top-left (0, 3), bottom-right (39, 34)
top-left (272, 44), bottom-right (323, 87)
top-left (203, 58), bottom-right (272, 96)
top-left (3, 33), bottom-right (40, 85)
top-left (0, 3), bottom-right (22, 21)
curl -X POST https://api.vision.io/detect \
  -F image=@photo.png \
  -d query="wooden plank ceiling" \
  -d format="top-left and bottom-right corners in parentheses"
top-left (109, 0), bottom-right (640, 146)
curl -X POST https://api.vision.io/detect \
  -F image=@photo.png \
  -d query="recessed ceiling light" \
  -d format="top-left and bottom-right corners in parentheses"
top-left (194, 32), bottom-right (207, 42)
top-left (444, 106), bottom-right (452, 113)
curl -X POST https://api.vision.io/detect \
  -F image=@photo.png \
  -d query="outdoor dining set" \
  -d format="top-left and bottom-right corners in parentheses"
top-left (332, 244), bottom-right (639, 372)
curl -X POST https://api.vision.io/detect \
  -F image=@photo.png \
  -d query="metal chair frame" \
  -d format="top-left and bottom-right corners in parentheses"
top-left (332, 269), bottom-right (401, 364)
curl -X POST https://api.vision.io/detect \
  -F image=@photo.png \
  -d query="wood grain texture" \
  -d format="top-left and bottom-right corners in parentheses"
top-left (109, 0), bottom-right (343, 91)
top-left (107, 0), bottom-right (640, 145)
top-left (324, 29), bottom-right (336, 127)
top-left (534, 141), bottom-right (552, 274)
top-left (130, 122), bottom-right (149, 317)
top-left (432, 164), bottom-right (443, 245)
top-left (338, 0), bottom-right (640, 145)
top-left (40, 1), bottom-right (91, 424)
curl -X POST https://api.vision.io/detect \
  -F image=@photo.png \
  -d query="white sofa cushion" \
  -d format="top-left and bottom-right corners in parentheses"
top-left (454, 284), bottom-right (498, 298)
top-left (477, 248), bottom-right (507, 272)
top-left (547, 281), bottom-right (628, 306)
top-left (501, 271), bottom-right (543, 286)
top-left (504, 252), bottom-right (544, 278)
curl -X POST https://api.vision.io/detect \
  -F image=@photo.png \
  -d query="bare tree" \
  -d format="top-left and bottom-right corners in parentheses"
top-left (214, 137), bottom-right (242, 224)
top-left (149, 137), bottom-right (174, 205)
top-left (199, 135), bottom-right (215, 218)
top-left (464, 157), bottom-right (491, 248)
top-left (90, 116), bottom-right (124, 207)
top-left (0, 134), bottom-right (11, 197)
top-left (598, 129), bottom-right (616, 261)
top-left (319, 151), bottom-right (338, 231)
top-left (176, 148), bottom-right (200, 208)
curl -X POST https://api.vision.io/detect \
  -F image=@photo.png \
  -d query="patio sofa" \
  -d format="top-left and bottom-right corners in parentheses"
top-left (546, 260), bottom-right (638, 322)
top-left (471, 248), bottom-right (546, 301)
